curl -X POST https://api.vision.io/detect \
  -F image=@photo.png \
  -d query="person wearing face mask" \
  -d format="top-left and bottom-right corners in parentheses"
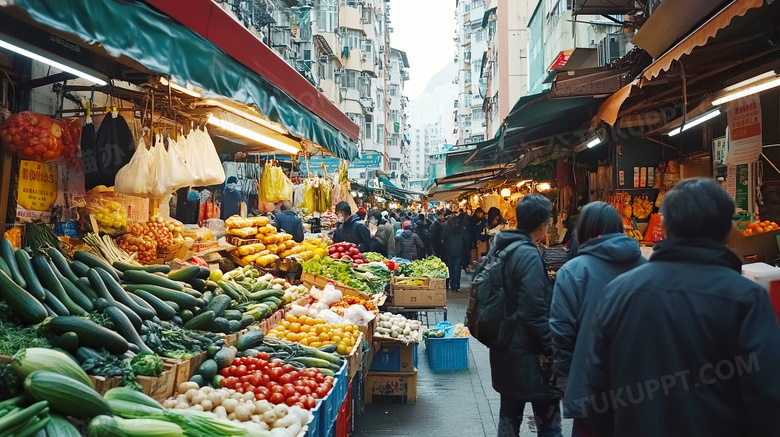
top-left (271, 200), bottom-right (304, 243)
top-left (333, 201), bottom-right (372, 253)
top-left (369, 211), bottom-right (395, 257)
top-left (220, 176), bottom-right (242, 221)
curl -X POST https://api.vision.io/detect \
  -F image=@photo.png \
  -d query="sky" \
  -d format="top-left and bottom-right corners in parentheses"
top-left (390, 0), bottom-right (456, 100)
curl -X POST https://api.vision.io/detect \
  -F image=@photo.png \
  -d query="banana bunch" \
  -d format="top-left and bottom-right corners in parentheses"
top-left (633, 195), bottom-right (653, 219)
top-left (625, 229), bottom-right (643, 241)
top-left (655, 189), bottom-right (666, 208)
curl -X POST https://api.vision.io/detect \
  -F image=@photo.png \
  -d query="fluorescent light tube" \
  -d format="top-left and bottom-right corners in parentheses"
top-left (0, 39), bottom-right (107, 86)
top-left (208, 115), bottom-right (299, 155)
top-left (160, 77), bottom-right (201, 98)
top-left (586, 137), bottom-right (602, 148)
top-left (712, 77), bottom-right (780, 106)
top-left (667, 109), bottom-right (721, 136)
top-left (203, 99), bottom-right (286, 134)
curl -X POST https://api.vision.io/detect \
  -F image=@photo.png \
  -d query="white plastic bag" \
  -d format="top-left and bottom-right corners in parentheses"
top-left (318, 309), bottom-right (343, 325)
top-left (343, 304), bottom-right (375, 327)
top-left (196, 127), bottom-right (225, 186)
top-left (148, 135), bottom-right (170, 198)
top-left (165, 136), bottom-right (196, 191)
top-left (115, 136), bottom-right (153, 197)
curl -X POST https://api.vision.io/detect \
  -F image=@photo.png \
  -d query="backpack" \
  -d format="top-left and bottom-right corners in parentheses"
top-left (466, 239), bottom-right (525, 348)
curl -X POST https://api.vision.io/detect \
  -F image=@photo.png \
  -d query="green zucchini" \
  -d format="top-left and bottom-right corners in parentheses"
top-left (24, 370), bottom-right (111, 419)
top-left (167, 266), bottom-right (201, 282)
top-left (1, 239), bottom-right (26, 287)
top-left (196, 359), bottom-right (218, 380)
top-left (206, 294), bottom-right (232, 316)
top-left (42, 302), bottom-right (57, 317)
top-left (213, 347), bottom-right (236, 369)
top-left (170, 315), bottom-right (183, 326)
top-left (56, 332), bottom-right (80, 353)
top-left (15, 250), bottom-right (44, 300)
top-left (182, 310), bottom-right (215, 330)
top-left (236, 330), bottom-right (265, 351)
top-left (197, 266), bottom-right (211, 279)
top-left (201, 290), bottom-right (213, 305)
top-left (87, 269), bottom-right (115, 303)
top-left (74, 250), bottom-right (120, 281)
top-left (123, 270), bottom-right (184, 291)
top-left (130, 289), bottom-right (176, 321)
top-left (216, 281), bottom-right (241, 300)
top-left (108, 300), bottom-right (143, 330)
top-left (42, 288), bottom-right (69, 316)
top-left (52, 266), bottom-right (93, 313)
top-left (209, 317), bottom-right (230, 334)
top-left (186, 278), bottom-right (207, 291)
top-left (45, 414), bottom-right (81, 437)
top-left (206, 344), bottom-right (220, 358)
top-left (75, 347), bottom-right (102, 364)
top-left (113, 261), bottom-right (170, 274)
top-left (73, 277), bottom-right (99, 301)
top-left (97, 268), bottom-right (155, 319)
top-left (227, 320), bottom-right (241, 332)
top-left (93, 297), bottom-right (110, 312)
top-left (294, 357), bottom-right (341, 372)
top-left (123, 284), bottom-right (197, 309)
top-left (248, 289), bottom-right (285, 301)
top-left (262, 296), bottom-right (284, 308)
top-left (0, 256), bottom-right (11, 278)
top-left (182, 288), bottom-right (203, 299)
top-left (105, 307), bottom-right (154, 354)
top-left (33, 254), bottom-right (86, 316)
top-left (11, 347), bottom-right (92, 388)
top-left (0, 269), bottom-right (47, 324)
top-left (223, 309), bottom-right (243, 321)
top-left (49, 316), bottom-right (129, 354)
top-left (47, 248), bottom-right (78, 282)
top-left (239, 314), bottom-right (254, 328)
top-left (163, 300), bottom-right (180, 313)
top-left (70, 260), bottom-right (90, 277)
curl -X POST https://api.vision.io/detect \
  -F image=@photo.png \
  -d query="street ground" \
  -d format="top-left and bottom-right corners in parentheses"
top-left (354, 272), bottom-right (573, 436)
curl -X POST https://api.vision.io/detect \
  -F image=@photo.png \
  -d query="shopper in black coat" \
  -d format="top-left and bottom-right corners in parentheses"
top-left (581, 179), bottom-right (780, 437)
top-left (272, 200), bottom-right (304, 242)
top-left (398, 221), bottom-right (424, 260)
top-left (490, 195), bottom-right (562, 437)
top-left (549, 202), bottom-right (646, 437)
top-left (333, 202), bottom-right (372, 253)
top-left (441, 214), bottom-right (469, 291)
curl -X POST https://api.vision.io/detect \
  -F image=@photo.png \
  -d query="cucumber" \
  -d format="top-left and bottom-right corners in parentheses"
top-left (209, 317), bottom-right (230, 334)
top-left (248, 289), bottom-right (285, 301)
top-left (167, 266), bottom-right (201, 282)
top-left (227, 320), bottom-right (241, 332)
top-left (201, 290), bottom-right (213, 305)
top-left (0, 256), bottom-right (11, 278)
top-left (163, 300), bottom-right (180, 313)
top-left (130, 289), bottom-right (176, 320)
top-left (113, 261), bottom-right (170, 274)
top-left (42, 288), bottom-right (69, 316)
top-left (236, 331), bottom-right (265, 352)
top-left (197, 266), bottom-right (211, 279)
top-left (183, 310), bottom-right (215, 330)
top-left (97, 268), bottom-right (155, 319)
top-left (105, 307), bottom-right (153, 354)
top-left (262, 296), bottom-right (284, 308)
top-left (74, 251), bottom-right (120, 281)
top-left (47, 248), bottom-right (78, 282)
top-left (239, 314), bottom-right (254, 328)
top-left (206, 344), bottom-right (220, 358)
top-left (223, 310), bottom-right (243, 321)
top-left (75, 347), bottom-right (102, 364)
top-left (214, 347), bottom-right (236, 368)
top-left (32, 254), bottom-right (86, 316)
top-left (52, 266), bottom-right (93, 313)
top-left (15, 250), bottom-right (45, 300)
top-left (189, 374), bottom-right (206, 387)
top-left (93, 297), bottom-right (110, 311)
top-left (56, 332), bottom-right (80, 353)
top-left (123, 284), bottom-right (197, 309)
top-left (206, 294), bottom-right (232, 317)
top-left (73, 277), bottom-right (99, 301)
top-left (1, 239), bottom-right (26, 287)
top-left (186, 278), bottom-right (207, 291)
top-left (42, 302), bottom-right (57, 317)
top-left (183, 288), bottom-right (203, 298)
top-left (216, 281), bottom-right (241, 300)
top-left (87, 269), bottom-right (114, 303)
top-left (71, 260), bottom-right (90, 277)
top-left (123, 269), bottom-right (184, 291)
top-left (24, 370), bottom-right (111, 419)
top-left (170, 315), bottom-right (183, 326)
top-left (49, 316), bottom-right (129, 354)
top-left (179, 309), bottom-right (194, 322)
top-left (196, 359), bottom-right (218, 380)
top-left (0, 269), bottom-right (47, 324)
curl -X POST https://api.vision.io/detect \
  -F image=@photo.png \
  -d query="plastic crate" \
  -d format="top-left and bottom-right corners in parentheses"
top-left (353, 370), bottom-right (365, 416)
top-left (335, 380), bottom-right (353, 437)
top-left (426, 337), bottom-right (469, 371)
top-left (306, 399), bottom-right (323, 437)
top-left (369, 342), bottom-right (418, 372)
top-left (320, 360), bottom-right (349, 435)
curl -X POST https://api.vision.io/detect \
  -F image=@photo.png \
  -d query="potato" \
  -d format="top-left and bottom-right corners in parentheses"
top-left (178, 382), bottom-right (199, 394)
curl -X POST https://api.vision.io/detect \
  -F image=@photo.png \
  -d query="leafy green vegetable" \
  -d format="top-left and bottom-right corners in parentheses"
top-left (302, 256), bottom-right (389, 294)
top-left (0, 319), bottom-right (50, 356)
top-left (396, 256), bottom-right (448, 278)
top-left (363, 252), bottom-right (387, 262)
top-left (0, 363), bottom-right (22, 400)
top-left (140, 322), bottom-right (221, 358)
top-left (131, 352), bottom-right (163, 377)
top-left (80, 348), bottom-right (141, 391)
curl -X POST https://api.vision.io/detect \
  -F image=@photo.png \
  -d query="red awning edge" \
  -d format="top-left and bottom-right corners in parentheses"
top-left (143, 0), bottom-right (360, 142)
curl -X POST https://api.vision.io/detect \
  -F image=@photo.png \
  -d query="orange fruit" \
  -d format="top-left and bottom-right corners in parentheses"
top-left (773, 222), bottom-right (779, 229)
top-left (766, 226), bottom-right (774, 233)
top-left (748, 223), bottom-right (759, 230)
top-left (285, 314), bottom-right (297, 323)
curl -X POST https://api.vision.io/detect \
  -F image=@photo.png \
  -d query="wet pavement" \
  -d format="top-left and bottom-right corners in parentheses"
top-left (354, 272), bottom-right (573, 436)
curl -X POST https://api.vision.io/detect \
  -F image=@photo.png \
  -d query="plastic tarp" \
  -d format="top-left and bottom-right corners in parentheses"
top-left (6, 0), bottom-right (359, 161)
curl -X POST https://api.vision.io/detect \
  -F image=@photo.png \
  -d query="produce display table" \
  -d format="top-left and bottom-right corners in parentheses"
top-left (383, 306), bottom-right (448, 327)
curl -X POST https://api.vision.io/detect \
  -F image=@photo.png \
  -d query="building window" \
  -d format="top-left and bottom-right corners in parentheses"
top-left (464, 3), bottom-right (471, 12)
top-left (343, 30), bottom-right (360, 50)
top-left (317, 0), bottom-right (338, 32)
top-left (320, 58), bottom-right (335, 81)
top-left (473, 58), bottom-right (482, 73)
top-left (464, 94), bottom-right (472, 107)
top-left (376, 124), bottom-right (384, 142)
top-left (340, 0), bottom-right (359, 7)
top-left (472, 108), bottom-right (484, 121)
top-left (389, 159), bottom-right (399, 171)
top-left (390, 110), bottom-right (400, 123)
top-left (474, 28), bottom-right (483, 43)
top-left (342, 70), bottom-right (359, 89)
top-left (389, 85), bottom-right (399, 97)
top-left (365, 121), bottom-right (372, 139)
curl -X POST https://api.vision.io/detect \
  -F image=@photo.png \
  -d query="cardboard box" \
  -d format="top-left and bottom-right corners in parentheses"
top-left (365, 369), bottom-right (417, 404)
top-left (89, 375), bottom-right (122, 395)
top-left (392, 287), bottom-right (446, 308)
top-left (392, 277), bottom-right (447, 289)
top-left (346, 333), bottom-right (364, 379)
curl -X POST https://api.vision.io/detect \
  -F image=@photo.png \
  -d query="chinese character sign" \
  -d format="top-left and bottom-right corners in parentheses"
top-left (17, 160), bottom-right (58, 213)
top-left (725, 95), bottom-right (762, 166)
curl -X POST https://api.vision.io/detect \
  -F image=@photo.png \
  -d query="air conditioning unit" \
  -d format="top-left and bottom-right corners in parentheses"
top-left (597, 33), bottom-right (631, 66)
top-left (288, 49), bottom-right (300, 59)
top-left (319, 55), bottom-right (328, 62)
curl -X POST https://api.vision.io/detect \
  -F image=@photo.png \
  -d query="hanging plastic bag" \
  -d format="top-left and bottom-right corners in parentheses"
top-left (88, 110), bottom-right (134, 189)
top-left (166, 135), bottom-right (196, 190)
top-left (115, 135), bottom-right (153, 197)
top-left (196, 127), bottom-right (225, 185)
top-left (149, 135), bottom-right (171, 198)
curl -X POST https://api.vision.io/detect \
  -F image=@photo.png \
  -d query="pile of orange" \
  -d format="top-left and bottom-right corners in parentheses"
top-left (266, 314), bottom-right (360, 355)
top-left (742, 220), bottom-right (779, 237)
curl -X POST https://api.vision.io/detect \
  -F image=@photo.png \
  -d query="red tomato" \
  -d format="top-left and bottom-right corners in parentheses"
top-left (271, 385), bottom-right (285, 394)
top-left (301, 387), bottom-right (312, 395)
top-left (306, 397), bottom-right (316, 409)
top-left (269, 361), bottom-right (282, 368)
top-left (261, 374), bottom-right (271, 386)
top-left (281, 364), bottom-right (296, 373)
top-left (285, 396), bottom-right (299, 406)
top-left (269, 368), bottom-right (285, 382)
top-left (219, 367), bottom-right (232, 378)
top-left (270, 393), bottom-right (285, 404)
top-left (294, 380), bottom-right (306, 388)
top-left (283, 384), bottom-right (297, 398)
top-left (314, 387), bottom-right (329, 398)
top-left (324, 376), bottom-right (335, 384)
top-left (306, 380), bottom-right (318, 390)
top-left (314, 374), bottom-right (325, 384)
top-left (295, 402), bottom-right (306, 409)
top-left (235, 365), bottom-right (248, 377)
top-left (279, 373), bottom-right (294, 385)
top-left (248, 364), bottom-right (257, 372)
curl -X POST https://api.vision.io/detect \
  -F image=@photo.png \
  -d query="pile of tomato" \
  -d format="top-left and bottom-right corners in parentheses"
top-left (219, 354), bottom-right (335, 410)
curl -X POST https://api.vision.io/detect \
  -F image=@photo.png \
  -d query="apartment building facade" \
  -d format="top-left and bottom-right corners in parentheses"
top-left (454, 0), bottom-right (489, 145)
top-left (213, 0), bottom-right (410, 188)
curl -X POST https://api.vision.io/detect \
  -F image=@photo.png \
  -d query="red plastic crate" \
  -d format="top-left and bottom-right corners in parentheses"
top-left (335, 381), bottom-right (353, 437)
top-left (770, 281), bottom-right (780, 322)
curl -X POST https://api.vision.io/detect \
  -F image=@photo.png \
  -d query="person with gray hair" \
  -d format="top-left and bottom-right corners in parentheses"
top-left (272, 200), bottom-right (304, 242)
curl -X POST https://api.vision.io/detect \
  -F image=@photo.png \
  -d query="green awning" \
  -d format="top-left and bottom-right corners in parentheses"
top-left (3, 0), bottom-right (359, 160)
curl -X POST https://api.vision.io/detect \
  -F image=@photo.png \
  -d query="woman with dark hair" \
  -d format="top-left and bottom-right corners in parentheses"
top-left (549, 202), bottom-right (646, 437)
top-left (370, 211), bottom-right (395, 257)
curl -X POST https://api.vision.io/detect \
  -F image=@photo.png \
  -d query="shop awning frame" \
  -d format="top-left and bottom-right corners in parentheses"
top-left (1, 0), bottom-right (360, 160)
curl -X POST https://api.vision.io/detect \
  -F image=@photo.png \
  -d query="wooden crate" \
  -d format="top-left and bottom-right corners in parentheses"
top-left (346, 333), bottom-right (364, 379)
top-left (392, 277), bottom-right (447, 290)
top-left (392, 287), bottom-right (447, 308)
top-left (225, 236), bottom-right (261, 247)
top-left (137, 362), bottom-right (177, 402)
top-left (300, 271), bottom-right (373, 300)
top-left (89, 375), bottom-right (122, 395)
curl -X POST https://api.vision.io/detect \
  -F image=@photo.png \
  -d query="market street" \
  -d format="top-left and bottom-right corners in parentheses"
top-left (354, 277), bottom-right (573, 436)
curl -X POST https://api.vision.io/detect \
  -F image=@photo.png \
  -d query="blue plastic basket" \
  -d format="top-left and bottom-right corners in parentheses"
top-left (319, 360), bottom-right (349, 435)
top-left (426, 337), bottom-right (469, 371)
top-left (306, 399), bottom-right (322, 437)
top-left (369, 343), bottom-right (418, 372)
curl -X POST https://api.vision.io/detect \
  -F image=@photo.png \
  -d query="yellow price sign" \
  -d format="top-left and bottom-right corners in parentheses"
top-left (17, 160), bottom-right (58, 211)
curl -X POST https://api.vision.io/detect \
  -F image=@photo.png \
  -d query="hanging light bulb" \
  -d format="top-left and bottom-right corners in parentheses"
top-left (500, 188), bottom-right (511, 198)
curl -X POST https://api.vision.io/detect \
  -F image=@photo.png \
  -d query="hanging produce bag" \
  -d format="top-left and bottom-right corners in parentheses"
top-left (0, 111), bottom-right (78, 163)
top-left (86, 110), bottom-right (134, 189)
top-left (165, 135), bottom-right (196, 191)
top-left (148, 135), bottom-right (171, 198)
top-left (195, 127), bottom-right (225, 186)
top-left (115, 136), bottom-right (153, 197)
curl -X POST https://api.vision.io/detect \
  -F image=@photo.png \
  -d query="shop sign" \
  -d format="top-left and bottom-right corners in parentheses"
top-left (725, 95), bottom-right (762, 165)
top-left (547, 49), bottom-right (573, 71)
top-left (16, 160), bottom-right (58, 221)
top-left (727, 163), bottom-right (750, 211)
top-left (712, 136), bottom-right (727, 166)
top-left (300, 152), bottom-right (381, 176)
